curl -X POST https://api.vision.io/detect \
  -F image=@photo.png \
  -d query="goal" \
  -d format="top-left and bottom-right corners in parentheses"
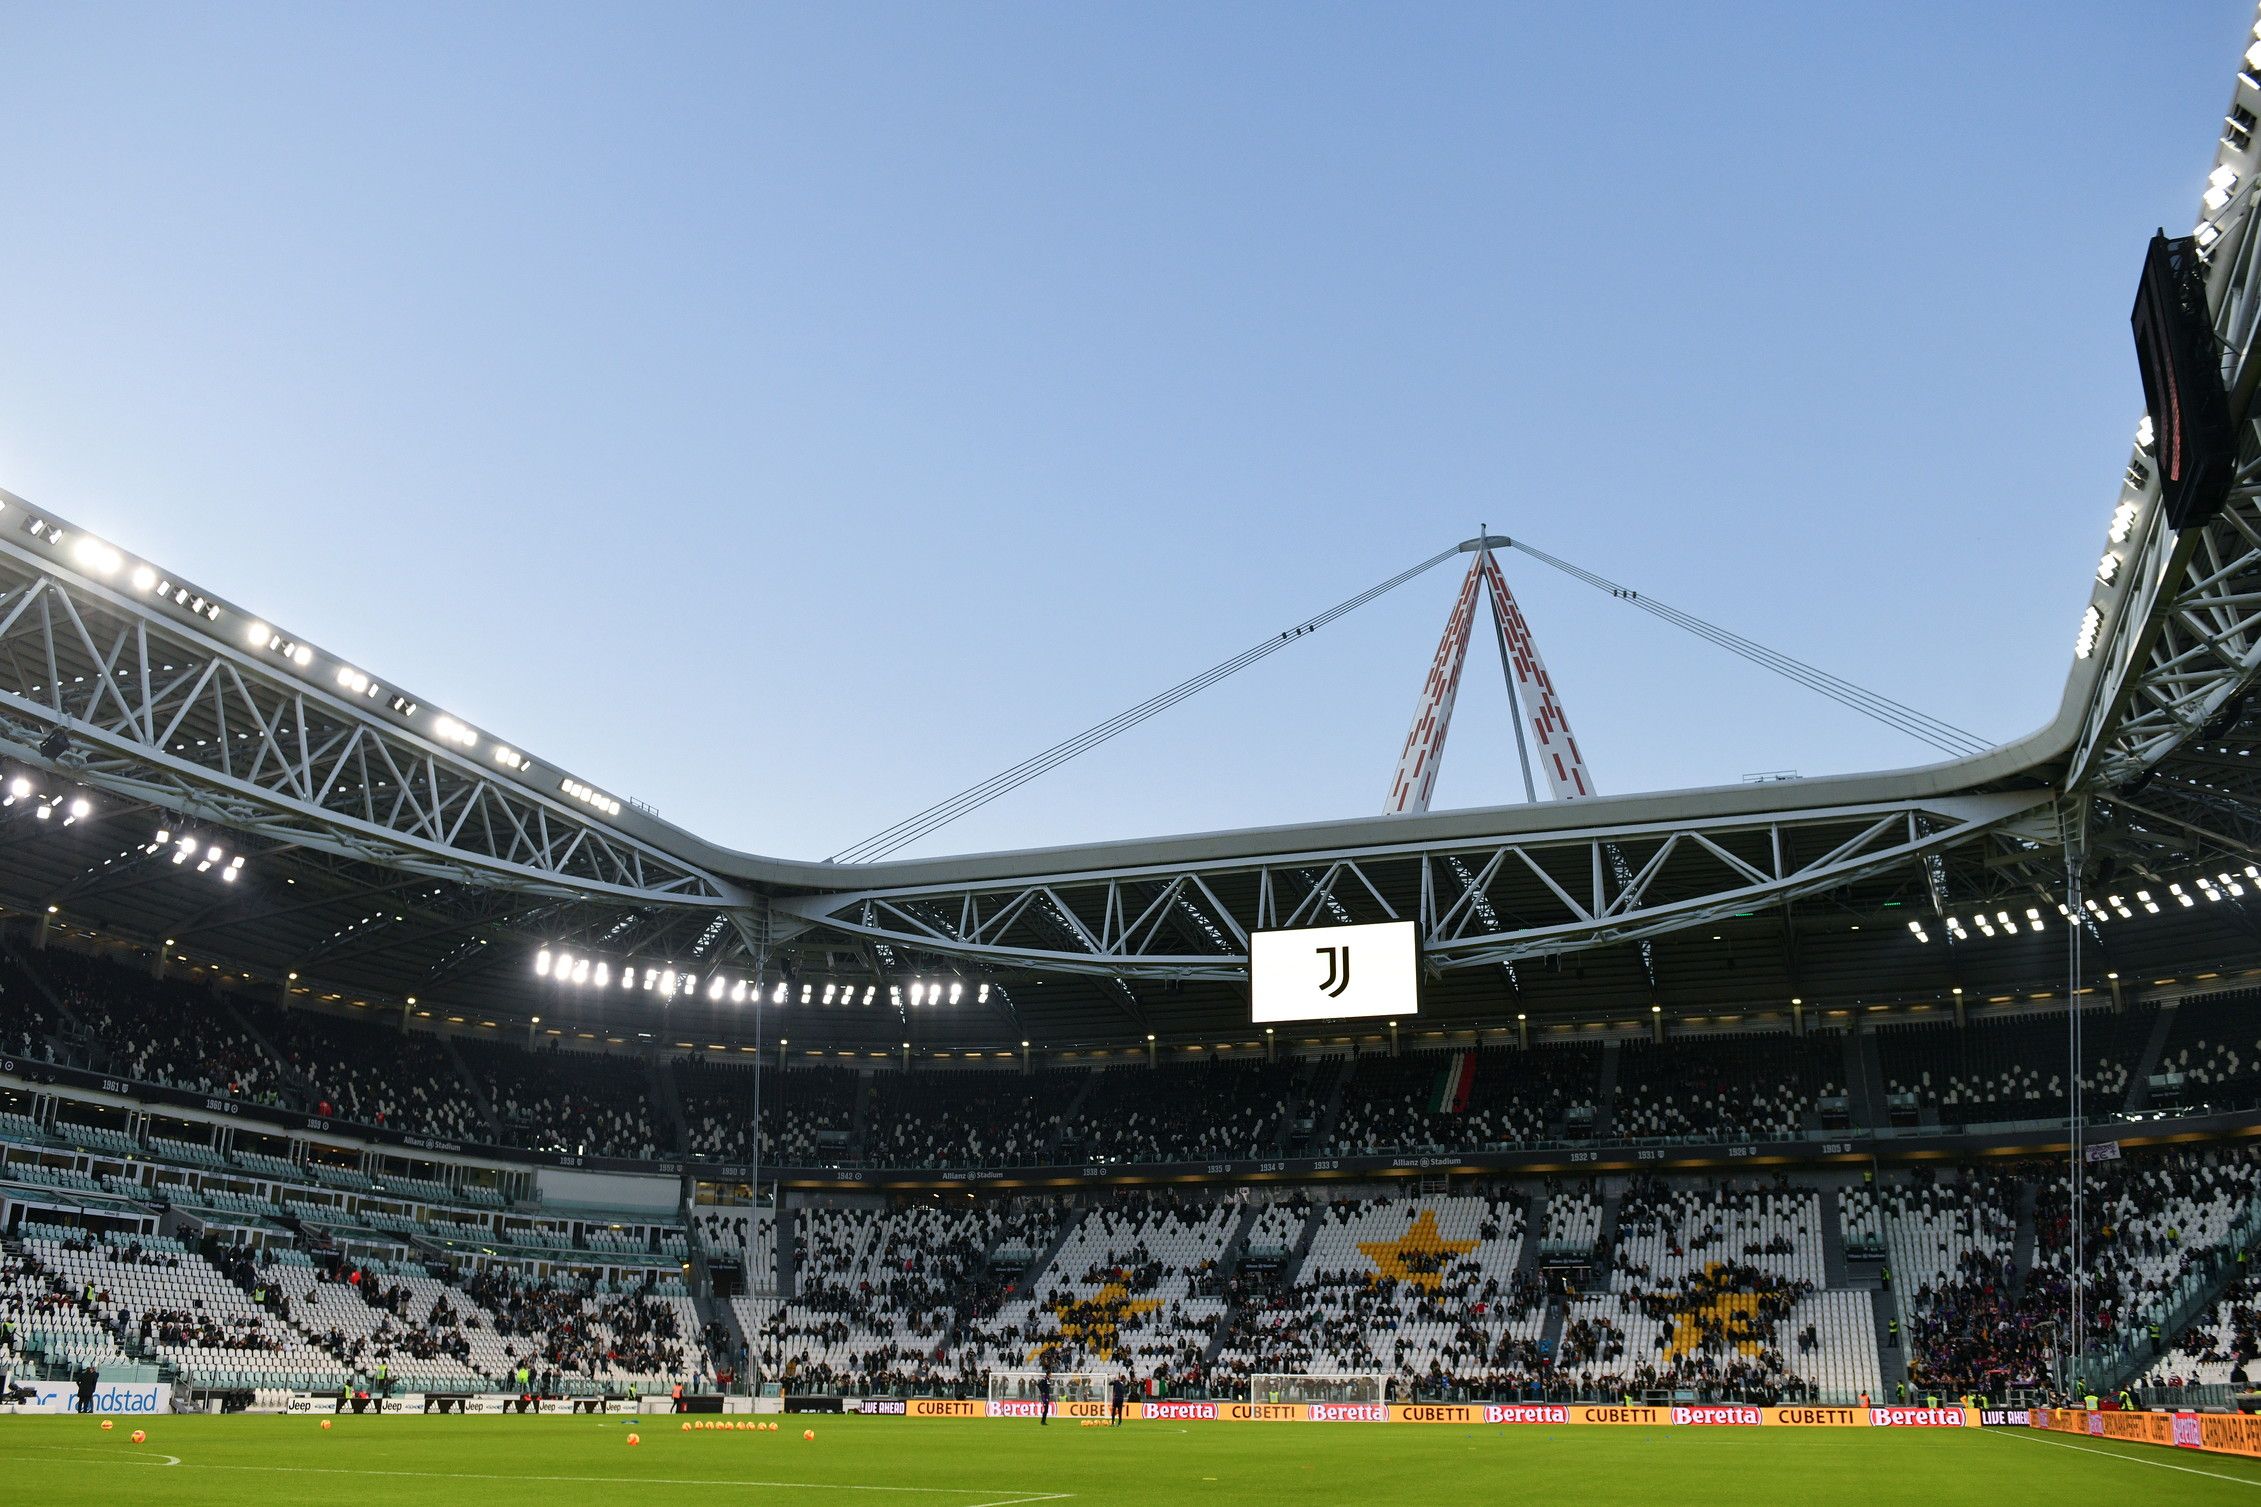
top-left (988, 1370), bottom-right (1109, 1407)
top-left (1247, 1373), bottom-right (1390, 1406)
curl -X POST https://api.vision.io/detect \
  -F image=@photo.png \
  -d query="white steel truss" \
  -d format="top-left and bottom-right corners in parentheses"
top-left (777, 791), bottom-right (2046, 979)
top-left (2068, 58), bottom-right (2261, 799)
top-left (0, 536), bottom-right (735, 906)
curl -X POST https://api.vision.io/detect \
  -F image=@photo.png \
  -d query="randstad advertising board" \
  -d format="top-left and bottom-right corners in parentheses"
top-left (15, 1382), bottom-right (171, 1415)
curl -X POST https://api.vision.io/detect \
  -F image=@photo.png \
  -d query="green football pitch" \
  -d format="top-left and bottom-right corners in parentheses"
top-left (3, 1413), bottom-right (2259, 1506)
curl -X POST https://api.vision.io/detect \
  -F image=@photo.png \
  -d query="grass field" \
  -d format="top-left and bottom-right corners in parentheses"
top-left (4, 1413), bottom-right (2260, 1506)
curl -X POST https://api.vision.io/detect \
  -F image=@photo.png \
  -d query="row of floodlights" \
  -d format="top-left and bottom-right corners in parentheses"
top-left (141, 827), bottom-right (244, 881)
top-left (29, 508), bottom-right (627, 827)
top-left (3, 772), bottom-right (91, 826)
top-left (1906, 866), bottom-right (2260, 942)
top-left (27, 515), bottom-right (222, 623)
top-left (2078, 424), bottom-right (2154, 661)
top-left (533, 948), bottom-right (986, 1007)
top-left (2196, 24), bottom-right (2261, 253)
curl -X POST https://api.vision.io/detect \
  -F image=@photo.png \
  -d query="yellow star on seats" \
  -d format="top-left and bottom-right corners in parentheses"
top-left (1663, 1263), bottom-right (1767, 1360)
top-left (1358, 1210), bottom-right (1477, 1287)
top-left (1033, 1280), bottom-right (1161, 1362)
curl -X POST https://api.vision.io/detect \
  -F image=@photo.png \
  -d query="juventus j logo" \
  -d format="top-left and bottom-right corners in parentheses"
top-left (1316, 945), bottom-right (1353, 998)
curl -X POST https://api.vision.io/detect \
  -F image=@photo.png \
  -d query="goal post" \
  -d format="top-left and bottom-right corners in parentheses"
top-left (1247, 1373), bottom-right (1390, 1407)
top-left (988, 1370), bottom-right (1108, 1406)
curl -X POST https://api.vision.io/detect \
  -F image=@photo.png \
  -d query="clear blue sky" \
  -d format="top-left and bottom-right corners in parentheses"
top-left (0, 2), bottom-right (2248, 860)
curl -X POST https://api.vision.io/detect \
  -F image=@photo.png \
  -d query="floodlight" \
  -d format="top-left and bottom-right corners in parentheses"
top-left (68, 535), bottom-right (121, 576)
top-left (129, 564), bottom-right (157, 592)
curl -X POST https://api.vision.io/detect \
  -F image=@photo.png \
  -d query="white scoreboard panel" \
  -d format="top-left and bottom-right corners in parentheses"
top-left (1249, 919), bottom-right (1417, 1024)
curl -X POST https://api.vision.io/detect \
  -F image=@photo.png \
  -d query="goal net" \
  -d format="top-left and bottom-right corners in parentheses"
top-left (1247, 1373), bottom-right (1389, 1406)
top-left (988, 1370), bottom-right (1109, 1407)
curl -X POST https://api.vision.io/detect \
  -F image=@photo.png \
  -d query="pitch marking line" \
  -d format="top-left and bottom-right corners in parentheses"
top-left (1986, 1424), bottom-right (2261, 1486)
top-left (7, 1444), bottom-right (179, 1466)
top-left (173, 1461), bottom-right (1070, 1501)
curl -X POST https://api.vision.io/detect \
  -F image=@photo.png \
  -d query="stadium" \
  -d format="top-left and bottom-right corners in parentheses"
top-left (10, 5), bottom-right (2261, 1506)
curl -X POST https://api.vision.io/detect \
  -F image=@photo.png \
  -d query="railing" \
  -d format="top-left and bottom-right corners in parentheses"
top-left (2092, 1197), bottom-right (2261, 1391)
top-left (2139, 1382), bottom-right (2237, 1410)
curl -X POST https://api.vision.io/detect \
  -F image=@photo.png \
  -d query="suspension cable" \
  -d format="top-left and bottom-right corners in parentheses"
top-left (831, 545), bottom-right (1463, 863)
top-left (1500, 537), bottom-right (1991, 759)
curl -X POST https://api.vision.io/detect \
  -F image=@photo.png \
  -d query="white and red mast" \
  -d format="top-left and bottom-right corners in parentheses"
top-left (1385, 534), bottom-right (1593, 814)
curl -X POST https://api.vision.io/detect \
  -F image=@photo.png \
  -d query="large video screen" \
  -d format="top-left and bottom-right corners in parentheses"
top-left (1250, 919), bottom-right (1418, 1024)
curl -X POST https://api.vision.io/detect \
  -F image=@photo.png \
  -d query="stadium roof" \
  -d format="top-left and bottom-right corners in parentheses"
top-left (5, 34), bottom-right (2261, 1056)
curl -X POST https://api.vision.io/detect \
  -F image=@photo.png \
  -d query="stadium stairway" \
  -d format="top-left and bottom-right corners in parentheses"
top-left (1044, 1073), bottom-right (1105, 1162)
top-left (1589, 1182), bottom-right (1625, 1286)
top-left (1868, 1286), bottom-right (1908, 1396)
top-left (2008, 1182), bottom-right (2040, 1301)
top-left (1019, 1202), bottom-right (1087, 1292)
top-left (1843, 1026), bottom-right (1886, 1131)
top-left (1821, 1189), bottom-right (1854, 1291)
top-left (777, 1204), bottom-right (799, 1297)
top-left (648, 1060), bottom-right (691, 1158)
top-left (2124, 1003), bottom-right (2179, 1114)
top-left (847, 1070), bottom-right (874, 1160)
top-left (439, 1037), bottom-right (505, 1140)
top-left (1281, 1058), bottom-right (1340, 1155)
top-left (1310, 1056), bottom-right (1356, 1152)
top-left (218, 996), bottom-right (304, 1096)
top-left (1592, 1043), bottom-right (1621, 1138)
top-left (1, 933), bottom-right (84, 1039)
top-left (1522, 1183), bottom-right (1574, 1360)
top-left (1517, 1187), bottom-right (1548, 1283)
top-left (1271, 1061), bottom-right (1313, 1154)
top-left (1288, 1197), bottom-right (1326, 1272)
top-left (1215, 1200), bottom-right (1264, 1286)
top-left (1200, 1202), bottom-right (1269, 1368)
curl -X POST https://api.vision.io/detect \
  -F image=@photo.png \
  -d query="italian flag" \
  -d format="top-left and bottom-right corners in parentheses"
top-left (1428, 1051), bottom-right (1474, 1113)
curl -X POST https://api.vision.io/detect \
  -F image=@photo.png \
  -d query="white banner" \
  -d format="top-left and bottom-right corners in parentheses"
top-left (1251, 920), bottom-right (1418, 1024)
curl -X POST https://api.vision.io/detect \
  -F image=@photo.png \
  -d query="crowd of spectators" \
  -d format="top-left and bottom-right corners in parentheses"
top-left (680, 1060), bottom-right (859, 1164)
top-left (1329, 1046), bottom-right (1596, 1155)
top-left (1067, 1061), bottom-right (1294, 1164)
top-left (242, 999), bottom-right (487, 1141)
top-left (1876, 1010), bottom-right (2147, 1126)
top-left (861, 1071), bottom-right (1063, 1168)
top-left (1611, 1035), bottom-right (1842, 1141)
top-left (35, 949), bottom-right (281, 1106)
top-left (458, 1038), bottom-right (657, 1159)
